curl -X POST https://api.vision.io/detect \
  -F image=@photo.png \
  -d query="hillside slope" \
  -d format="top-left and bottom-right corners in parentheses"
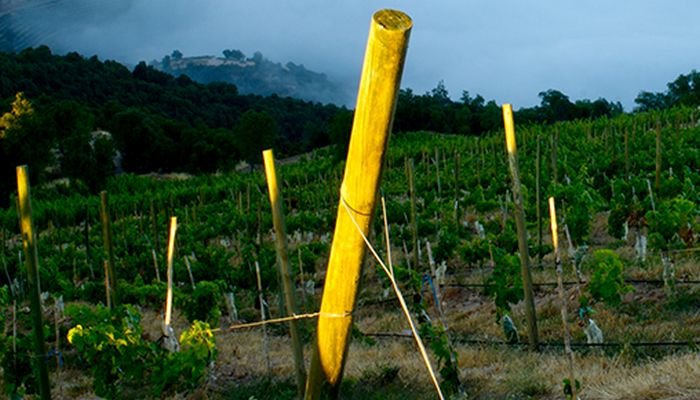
top-left (152, 50), bottom-right (352, 106)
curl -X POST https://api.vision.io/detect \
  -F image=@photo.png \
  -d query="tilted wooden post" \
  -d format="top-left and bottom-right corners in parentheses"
top-left (502, 104), bottom-right (539, 351)
top-left (17, 166), bottom-right (52, 400)
top-left (100, 191), bottom-right (117, 307)
top-left (263, 149), bottom-right (307, 398)
top-left (549, 197), bottom-right (577, 400)
top-left (305, 9), bottom-right (412, 399)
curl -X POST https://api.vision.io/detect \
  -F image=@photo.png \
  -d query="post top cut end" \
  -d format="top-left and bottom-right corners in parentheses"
top-left (373, 9), bottom-right (412, 31)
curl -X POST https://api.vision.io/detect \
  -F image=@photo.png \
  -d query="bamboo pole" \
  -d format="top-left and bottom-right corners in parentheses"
top-left (549, 197), bottom-right (577, 400)
top-left (298, 247), bottom-right (308, 314)
top-left (84, 205), bottom-right (94, 279)
top-left (305, 9), bottom-right (411, 399)
top-left (655, 119), bottom-right (662, 191)
top-left (454, 151), bottom-right (461, 231)
top-left (434, 148), bottom-right (441, 198)
top-left (100, 191), bottom-right (117, 307)
top-left (552, 127), bottom-right (559, 186)
top-left (536, 135), bottom-right (542, 267)
top-left (184, 255), bottom-right (196, 290)
top-left (502, 104), bottom-right (539, 351)
top-left (151, 248), bottom-right (161, 282)
top-left (255, 260), bottom-right (271, 375)
top-left (407, 158), bottom-right (419, 270)
top-left (150, 199), bottom-right (159, 255)
top-left (103, 261), bottom-right (111, 308)
top-left (263, 149), bottom-right (307, 398)
top-left (16, 166), bottom-right (52, 400)
top-left (624, 128), bottom-right (630, 179)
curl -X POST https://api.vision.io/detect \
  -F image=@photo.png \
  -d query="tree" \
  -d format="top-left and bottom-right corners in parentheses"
top-left (538, 89), bottom-right (575, 122)
top-left (634, 91), bottom-right (669, 112)
top-left (0, 93), bottom-right (52, 205)
top-left (171, 50), bottom-right (183, 60)
top-left (233, 110), bottom-right (278, 164)
top-left (109, 108), bottom-right (173, 173)
top-left (0, 92), bottom-right (34, 137)
top-left (329, 109), bottom-right (353, 160)
top-left (222, 49), bottom-right (245, 60)
top-left (666, 70), bottom-right (700, 106)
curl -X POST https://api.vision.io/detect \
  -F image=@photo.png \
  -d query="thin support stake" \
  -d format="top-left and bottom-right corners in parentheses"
top-left (549, 198), bottom-right (577, 400)
top-left (263, 149), bottom-right (307, 398)
top-left (341, 198), bottom-right (444, 400)
top-left (255, 260), bottom-right (272, 375)
top-left (100, 191), bottom-right (117, 307)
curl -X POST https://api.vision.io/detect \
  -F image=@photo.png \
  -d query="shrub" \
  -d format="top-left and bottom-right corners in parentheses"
top-left (66, 305), bottom-right (217, 398)
top-left (183, 281), bottom-right (222, 325)
top-left (485, 249), bottom-right (523, 319)
top-left (585, 249), bottom-right (632, 306)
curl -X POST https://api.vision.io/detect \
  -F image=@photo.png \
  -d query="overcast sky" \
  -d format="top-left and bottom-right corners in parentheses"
top-left (8, 0), bottom-right (700, 110)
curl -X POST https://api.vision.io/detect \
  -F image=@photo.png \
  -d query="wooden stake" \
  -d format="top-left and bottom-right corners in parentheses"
top-left (552, 127), bottom-right (559, 186)
top-left (502, 104), bottom-right (539, 351)
top-left (536, 135), bottom-right (542, 267)
top-left (298, 247), bottom-right (308, 314)
top-left (454, 151), bottom-right (461, 231)
top-left (100, 191), bottom-right (117, 307)
top-left (103, 261), bottom-right (111, 309)
top-left (306, 9), bottom-right (411, 399)
top-left (255, 260), bottom-right (272, 375)
top-left (407, 158), bottom-right (419, 270)
top-left (263, 149), bottom-right (307, 398)
top-left (151, 248), bottom-right (161, 283)
top-left (164, 217), bottom-right (177, 331)
top-left (434, 148), bottom-right (441, 198)
top-left (549, 197), bottom-right (578, 400)
top-left (184, 255), bottom-right (196, 290)
top-left (624, 127), bottom-right (630, 179)
top-left (150, 199), bottom-right (159, 255)
top-left (84, 205), bottom-right (94, 279)
top-left (16, 166), bottom-right (51, 400)
top-left (655, 119), bottom-right (662, 191)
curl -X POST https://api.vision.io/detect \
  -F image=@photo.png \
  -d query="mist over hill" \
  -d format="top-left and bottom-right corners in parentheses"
top-left (152, 49), bottom-right (352, 106)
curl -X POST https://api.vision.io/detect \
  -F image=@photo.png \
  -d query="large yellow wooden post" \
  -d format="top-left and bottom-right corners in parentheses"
top-left (305, 9), bottom-right (412, 399)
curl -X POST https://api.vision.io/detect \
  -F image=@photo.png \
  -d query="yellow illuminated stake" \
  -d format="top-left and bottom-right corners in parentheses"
top-left (502, 104), bottom-right (539, 351)
top-left (549, 197), bottom-right (578, 400)
top-left (263, 149), bottom-right (307, 398)
top-left (306, 9), bottom-right (412, 399)
top-left (164, 217), bottom-right (177, 328)
top-left (549, 198), bottom-right (559, 250)
top-left (17, 166), bottom-right (52, 400)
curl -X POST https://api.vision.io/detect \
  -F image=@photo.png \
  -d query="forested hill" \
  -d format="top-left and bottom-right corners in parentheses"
top-left (0, 46), bottom-right (349, 202)
top-left (152, 50), bottom-right (352, 106)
